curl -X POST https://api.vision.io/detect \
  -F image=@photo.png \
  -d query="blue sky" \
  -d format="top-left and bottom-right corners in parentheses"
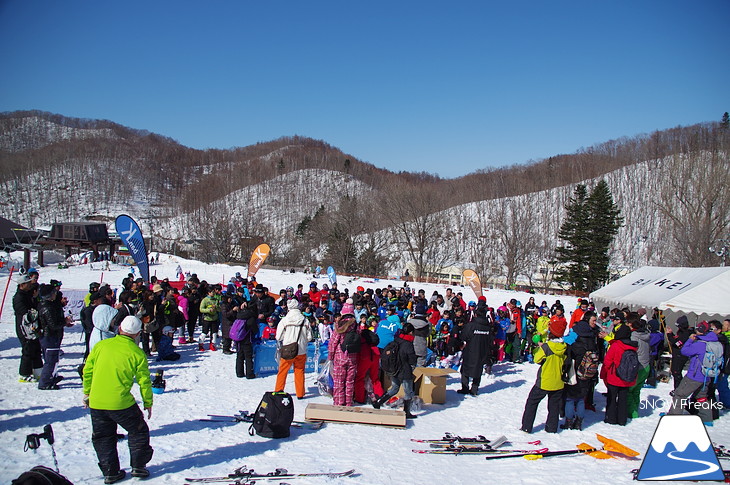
top-left (1, 1), bottom-right (727, 177)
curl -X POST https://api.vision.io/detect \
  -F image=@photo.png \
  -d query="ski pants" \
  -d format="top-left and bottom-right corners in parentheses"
top-left (671, 353), bottom-right (688, 390)
top-left (91, 404), bottom-right (153, 476)
top-left (16, 324), bottom-right (43, 377)
top-left (605, 384), bottom-right (629, 425)
top-left (383, 375), bottom-right (414, 401)
top-left (235, 341), bottom-right (254, 378)
top-left (521, 385), bottom-right (563, 433)
top-left (38, 336), bottom-right (61, 388)
top-left (275, 354), bottom-right (306, 399)
top-left (668, 376), bottom-right (713, 423)
top-left (354, 350), bottom-right (383, 403)
top-left (494, 339), bottom-right (506, 362)
top-left (331, 354), bottom-right (358, 406)
top-left (461, 373), bottom-right (481, 393)
top-left (627, 365), bottom-right (650, 418)
top-left (201, 319), bottom-right (219, 338)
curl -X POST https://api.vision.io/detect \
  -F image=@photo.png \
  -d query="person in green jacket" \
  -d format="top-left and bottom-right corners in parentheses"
top-left (199, 285), bottom-right (221, 351)
top-left (520, 317), bottom-right (568, 433)
top-left (83, 315), bottom-right (153, 484)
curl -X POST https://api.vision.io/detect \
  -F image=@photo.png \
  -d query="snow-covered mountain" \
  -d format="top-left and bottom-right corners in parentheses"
top-left (1, 110), bottom-right (728, 276)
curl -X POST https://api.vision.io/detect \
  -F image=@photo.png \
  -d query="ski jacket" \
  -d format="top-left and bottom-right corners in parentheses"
top-left (681, 332), bottom-right (721, 383)
top-left (460, 316), bottom-right (493, 378)
top-left (38, 298), bottom-right (65, 349)
top-left (569, 308), bottom-right (586, 329)
top-left (631, 329), bottom-right (651, 368)
top-left (495, 316), bottom-right (510, 341)
top-left (90, 304), bottom-right (119, 352)
top-left (392, 333), bottom-right (418, 381)
top-left (376, 315), bottom-right (402, 350)
top-left (533, 339), bottom-right (567, 391)
top-left (535, 315), bottom-right (550, 342)
top-left (177, 294), bottom-right (189, 321)
top-left (277, 308), bottom-right (312, 356)
top-left (83, 334), bottom-right (152, 410)
top-left (329, 318), bottom-right (360, 362)
top-left (601, 338), bottom-right (638, 387)
top-left (409, 315), bottom-right (430, 358)
top-left (200, 295), bottom-right (220, 322)
top-left (12, 287), bottom-right (37, 333)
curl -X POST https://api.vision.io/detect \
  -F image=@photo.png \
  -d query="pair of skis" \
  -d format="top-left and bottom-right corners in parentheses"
top-left (484, 434), bottom-right (639, 461)
top-left (412, 434), bottom-right (546, 455)
top-left (185, 466), bottom-right (355, 484)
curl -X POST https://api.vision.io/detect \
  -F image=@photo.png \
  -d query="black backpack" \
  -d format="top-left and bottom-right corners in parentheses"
top-left (12, 466), bottom-right (73, 485)
top-left (616, 348), bottom-right (640, 382)
top-left (340, 330), bottom-right (361, 354)
top-left (380, 339), bottom-right (401, 375)
top-left (248, 391), bottom-right (294, 439)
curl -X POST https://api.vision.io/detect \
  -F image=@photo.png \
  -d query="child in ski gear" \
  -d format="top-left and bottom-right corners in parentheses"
top-left (199, 285), bottom-right (221, 351)
top-left (329, 314), bottom-right (361, 406)
top-left (373, 322), bottom-right (419, 419)
top-left (354, 321), bottom-right (383, 404)
top-left (410, 307), bottom-right (431, 367)
top-left (520, 317), bottom-right (567, 433)
top-left (560, 313), bottom-right (599, 430)
top-left (156, 326), bottom-right (180, 361)
top-left (83, 316), bottom-right (153, 483)
top-left (375, 307), bottom-right (401, 350)
top-left (601, 324), bottom-right (638, 426)
top-left (262, 316), bottom-right (277, 340)
top-left (494, 307), bottom-right (511, 362)
top-left (275, 300), bottom-right (312, 398)
top-left (668, 320), bottom-right (723, 425)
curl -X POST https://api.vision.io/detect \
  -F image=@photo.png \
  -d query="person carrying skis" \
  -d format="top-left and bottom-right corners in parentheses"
top-left (83, 316), bottom-right (154, 483)
top-left (372, 322), bottom-right (419, 419)
top-left (520, 317), bottom-right (567, 433)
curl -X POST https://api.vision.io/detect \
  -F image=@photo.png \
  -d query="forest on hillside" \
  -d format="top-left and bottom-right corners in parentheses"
top-left (0, 111), bottom-right (728, 288)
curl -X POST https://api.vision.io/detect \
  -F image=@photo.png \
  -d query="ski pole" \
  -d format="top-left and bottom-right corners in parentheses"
top-left (0, 266), bottom-right (16, 320)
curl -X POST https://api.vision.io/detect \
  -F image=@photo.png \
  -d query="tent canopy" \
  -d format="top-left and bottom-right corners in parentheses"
top-left (590, 266), bottom-right (730, 320)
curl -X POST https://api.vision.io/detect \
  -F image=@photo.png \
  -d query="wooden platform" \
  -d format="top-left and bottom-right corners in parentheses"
top-left (304, 403), bottom-right (406, 428)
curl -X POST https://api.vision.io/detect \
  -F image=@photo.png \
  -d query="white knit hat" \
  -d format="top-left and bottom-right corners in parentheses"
top-left (120, 316), bottom-right (143, 334)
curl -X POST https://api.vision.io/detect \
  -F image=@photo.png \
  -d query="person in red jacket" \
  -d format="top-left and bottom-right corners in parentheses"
top-left (308, 282), bottom-right (322, 306)
top-left (354, 321), bottom-right (383, 404)
top-left (600, 324), bottom-right (638, 426)
top-left (569, 299), bottom-right (588, 329)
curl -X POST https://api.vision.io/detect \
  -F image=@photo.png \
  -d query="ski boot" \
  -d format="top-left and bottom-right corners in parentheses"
top-left (560, 418), bottom-right (574, 429)
top-left (571, 417), bottom-right (583, 430)
top-left (372, 394), bottom-right (390, 410)
top-left (404, 399), bottom-right (418, 419)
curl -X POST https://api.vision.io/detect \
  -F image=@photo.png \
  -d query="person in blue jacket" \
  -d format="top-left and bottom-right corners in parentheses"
top-left (376, 306), bottom-right (401, 350)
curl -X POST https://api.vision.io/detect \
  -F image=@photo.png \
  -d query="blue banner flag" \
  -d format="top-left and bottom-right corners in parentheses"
top-left (115, 214), bottom-right (150, 283)
top-left (327, 266), bottom-right (337, 286)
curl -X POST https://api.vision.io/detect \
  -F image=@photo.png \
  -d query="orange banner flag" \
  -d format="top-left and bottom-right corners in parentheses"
top-left (248, 244), bottom-right (270, 278)
top-left (462, 269), bottom-right (483, 298)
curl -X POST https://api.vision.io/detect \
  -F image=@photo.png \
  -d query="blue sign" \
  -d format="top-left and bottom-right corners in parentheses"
top-left (253, 340), bottom-right (328, 376)
top-left (115, 214), bottom-right (150, 283)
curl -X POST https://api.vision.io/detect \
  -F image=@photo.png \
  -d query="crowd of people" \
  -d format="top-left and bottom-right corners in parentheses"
top-left (10, 269), bottom-right (730, 482)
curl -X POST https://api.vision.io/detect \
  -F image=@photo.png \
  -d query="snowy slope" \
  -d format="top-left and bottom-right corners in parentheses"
top-left (0, 256), bottom-right (727, 485)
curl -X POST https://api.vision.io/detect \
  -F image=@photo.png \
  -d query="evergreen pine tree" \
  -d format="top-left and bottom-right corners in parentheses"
top-left (554, 184), bottom-right (590, 291)
top-left (555, 181), bottom-right (622, 292)
top-left (584, 180), bottom-right (623, 292)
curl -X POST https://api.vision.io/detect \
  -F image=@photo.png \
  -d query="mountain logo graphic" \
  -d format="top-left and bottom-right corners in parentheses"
top-left (636, 415), bottom-right (724, 480)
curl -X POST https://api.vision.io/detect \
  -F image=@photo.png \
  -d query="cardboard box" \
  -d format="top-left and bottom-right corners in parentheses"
top-left (305, 403), bottom-right (406, 428)
top-left (382, 367), bottom-right (458, 404)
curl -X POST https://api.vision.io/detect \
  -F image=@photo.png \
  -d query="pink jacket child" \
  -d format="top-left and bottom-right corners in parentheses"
top-left (329, 315), bottom-right (361, 406)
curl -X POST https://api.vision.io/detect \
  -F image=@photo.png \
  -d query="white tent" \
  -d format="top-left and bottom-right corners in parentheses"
top-left (590, 266), bottom-right (730, 324)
